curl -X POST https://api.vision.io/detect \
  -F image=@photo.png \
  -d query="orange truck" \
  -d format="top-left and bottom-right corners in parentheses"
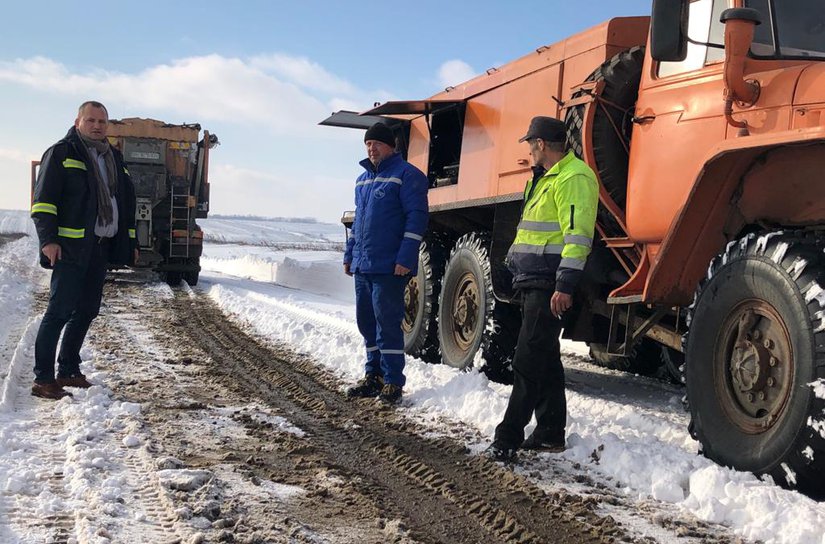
top-left (33, 119), bottom-right (219, 284)
top-left (107, 119), bottom-right (218, 285)
top-left (322, 0), bottom-right (825, 496)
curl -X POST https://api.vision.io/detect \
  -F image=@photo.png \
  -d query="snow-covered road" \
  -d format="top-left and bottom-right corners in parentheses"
top-left (1, 210), bottom-right (824, 543)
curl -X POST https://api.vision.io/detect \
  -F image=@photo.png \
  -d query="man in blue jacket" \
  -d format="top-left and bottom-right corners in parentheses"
top-left (344, 122), bottom-right (428, 404)
top-left (30, 101), bottom-right (138, 400)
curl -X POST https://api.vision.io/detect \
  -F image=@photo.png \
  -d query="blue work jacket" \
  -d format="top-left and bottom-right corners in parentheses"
top-left (344, 153), bottom-right (429, 275)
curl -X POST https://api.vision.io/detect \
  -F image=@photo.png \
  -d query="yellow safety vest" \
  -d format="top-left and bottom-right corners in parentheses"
top-left (507, 152), bottom-right (598, 293)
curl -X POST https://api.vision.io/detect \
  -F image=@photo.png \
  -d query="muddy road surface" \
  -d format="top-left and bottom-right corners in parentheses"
top-left (1, 269), bottom-right (748, 544)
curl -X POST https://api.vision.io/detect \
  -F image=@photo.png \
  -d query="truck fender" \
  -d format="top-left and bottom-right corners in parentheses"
top-left (644, 126), bottom-right (825, 305)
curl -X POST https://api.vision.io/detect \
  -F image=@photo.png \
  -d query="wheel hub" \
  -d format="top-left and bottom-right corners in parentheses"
top-left (730, 339), bottom-right (771, 392)
top-left (718, 302), bottom-right (793, 433)
top-left (451, 273), bottom-right (479, 351)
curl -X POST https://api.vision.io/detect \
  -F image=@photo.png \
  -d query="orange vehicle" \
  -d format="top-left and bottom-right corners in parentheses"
top-left (106, 119), bottom-right (219, 285)
top-left (323, 0), bottom-right (825, 496)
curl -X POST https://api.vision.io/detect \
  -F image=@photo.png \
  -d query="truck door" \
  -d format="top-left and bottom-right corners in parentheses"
top-left (626, 0), bottom-right (728, 248)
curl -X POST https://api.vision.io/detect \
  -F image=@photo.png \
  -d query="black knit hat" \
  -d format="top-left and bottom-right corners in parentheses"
top-left (364, 122), bottom-right (396, 148)
top-left (518, 116), bottom-right (567, 143)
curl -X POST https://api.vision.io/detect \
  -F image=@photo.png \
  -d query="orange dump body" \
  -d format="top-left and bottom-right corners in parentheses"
top-left (106, 118), bottom-right (201, 186)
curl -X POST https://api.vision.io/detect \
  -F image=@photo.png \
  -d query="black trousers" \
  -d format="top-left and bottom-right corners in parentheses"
top-left (34, 241), bottom-right (108, 383)
top-left (494, 288), bottom-right (566, 448)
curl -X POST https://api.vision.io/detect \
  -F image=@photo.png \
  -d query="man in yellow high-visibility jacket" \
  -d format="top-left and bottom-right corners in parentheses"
top-left (486, 116), bottom-right (598, 462)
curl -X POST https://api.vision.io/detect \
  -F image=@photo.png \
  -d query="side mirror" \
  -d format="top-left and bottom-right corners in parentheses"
top-left (650, 0), bottom-right (690, 62)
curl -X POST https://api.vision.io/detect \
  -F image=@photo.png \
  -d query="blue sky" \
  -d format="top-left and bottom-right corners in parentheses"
top-left (0, 0), bottom-right (651, 222)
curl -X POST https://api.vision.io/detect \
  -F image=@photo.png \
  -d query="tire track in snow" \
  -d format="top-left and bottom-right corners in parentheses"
top-left (176, 290), bottom-right (635, 544)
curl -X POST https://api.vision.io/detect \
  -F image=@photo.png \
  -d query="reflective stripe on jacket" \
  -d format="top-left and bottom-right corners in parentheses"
top-left (507, 152), bottom-right (598, 294)
top-left (31, 126), bottom-right (137, 269)
top-left (344, 153), bottom-right (429, 275)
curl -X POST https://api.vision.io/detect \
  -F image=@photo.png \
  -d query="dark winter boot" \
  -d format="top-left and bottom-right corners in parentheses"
top-left (521, 433), bottom-right (565, 453)
top-left (484, 441), bottom-right (518, 463)
top-left (378, 383), bottom-right (403, 405)
top-left (346, 373), bottom-right (384, 398)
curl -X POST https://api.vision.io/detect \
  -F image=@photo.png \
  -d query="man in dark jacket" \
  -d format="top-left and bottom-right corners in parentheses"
top-left (30, 101), bottom-right (137, 400)
top-left (344, 122), bottom-right (428, 404)
top-left (486, 116), bottom-right (598, 462)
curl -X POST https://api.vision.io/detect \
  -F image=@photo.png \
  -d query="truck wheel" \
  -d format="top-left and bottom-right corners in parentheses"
top-left (686, 231), bottom-right (825, 497)
top-left (565, 46), bottom-right (644, 236)
top-left (588, 338), bottom-right (662, 376)
top-left (164, 271), bottom-right (182, 286)
top-left (183, 257), bottom-right (201, 286)
top-left (403, 235), bottom-right (446, 364)
top-left (437, 232), bottom-right (519, 381)
top-left (183, 269), bottom-right (200, 286)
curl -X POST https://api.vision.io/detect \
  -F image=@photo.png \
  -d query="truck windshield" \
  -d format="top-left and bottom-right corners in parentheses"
top-left (747, 0), bottom-right (825, 59)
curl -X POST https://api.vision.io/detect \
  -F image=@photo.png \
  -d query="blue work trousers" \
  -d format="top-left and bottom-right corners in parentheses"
top-left (34, 241), bottom-right (108, 383)
top-left (354, 272), bottom-right (408, 387)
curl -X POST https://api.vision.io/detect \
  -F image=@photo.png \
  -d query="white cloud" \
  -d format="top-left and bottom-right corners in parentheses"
top-left (436, 59), bottom-right (477, 90)
top-left (249, 53), bottom-right (360, 96)
top-left (0, 147), bottom-right (32, 163)
top-left (0, 55), bottom-right (390, 138)
top-left (0, 55), bottom-right (389, 220)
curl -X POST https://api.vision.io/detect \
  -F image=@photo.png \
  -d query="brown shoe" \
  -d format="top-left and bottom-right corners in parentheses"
top-left (56, 374), bottom-right (93, 388)
top-left (32, 382), bottom-right (73, 400)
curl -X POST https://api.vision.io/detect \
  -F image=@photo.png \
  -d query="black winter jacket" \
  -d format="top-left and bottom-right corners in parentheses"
top-left (31, 126), bottom-right (137, 269)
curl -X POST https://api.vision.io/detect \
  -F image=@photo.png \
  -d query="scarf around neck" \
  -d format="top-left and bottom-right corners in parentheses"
top-left (79, 132), bottom-right (118, 227)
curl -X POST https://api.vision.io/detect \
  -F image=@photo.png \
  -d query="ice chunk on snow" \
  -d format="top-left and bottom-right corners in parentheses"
top-left (157, 469), bottom-right (212, 492)
top-left (651, 474), bottom-right (685, 503)
top-left (122, 435), bottom-right (141, 448)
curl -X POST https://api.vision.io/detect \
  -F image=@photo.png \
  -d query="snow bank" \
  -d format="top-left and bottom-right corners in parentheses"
top-left (199, 217), bottom-right (343, 247)
top-left (0, 209), bottom-right (34, 237)
top-left (201, 244), bottom-right (353, 301)
top-left (0, 236), bottom-right (41, 407)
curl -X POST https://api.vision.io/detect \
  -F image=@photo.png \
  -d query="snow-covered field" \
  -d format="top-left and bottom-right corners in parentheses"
top-left (1, 208), bottom-right (824, 543)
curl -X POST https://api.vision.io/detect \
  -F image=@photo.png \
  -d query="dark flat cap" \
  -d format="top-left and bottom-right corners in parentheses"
top-left (518, 116), bottom-right (567, 143)
top-left (364, 122), bottom-right (396, 148)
